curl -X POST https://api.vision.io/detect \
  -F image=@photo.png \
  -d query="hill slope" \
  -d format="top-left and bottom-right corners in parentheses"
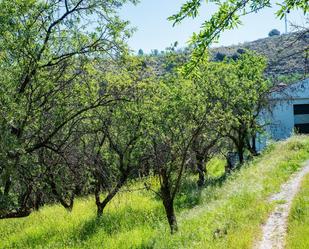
top-left (148, 32), bottom-right (308, 80)
top-left (211, 32), bottom-right (309, 76)
top-left (1, 136), bottom-right (309, 249)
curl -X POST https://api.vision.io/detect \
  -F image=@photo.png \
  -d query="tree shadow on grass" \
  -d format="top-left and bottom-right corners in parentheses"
top-left (77, 205), bottom-right (164, 242)
top-left (7, 174), bottom-right (236, 248)
top-left (9, 204), bottom-right (164, 248)
top-left (174, 172), bottom-right (231, 210)
top-left (73, 175), bottom-right (232, 246)
top-left (78, 174), bottom-right (242, 245)
top-left (174, 177), bottom-right (203, 210)
top-left (205, 173), bottom-right (228, 188)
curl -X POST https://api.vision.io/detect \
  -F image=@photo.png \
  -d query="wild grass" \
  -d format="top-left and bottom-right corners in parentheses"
top-left (286, 172), bottom-right (309, 249)
top-left (1, 135), bottom-right (309, 249)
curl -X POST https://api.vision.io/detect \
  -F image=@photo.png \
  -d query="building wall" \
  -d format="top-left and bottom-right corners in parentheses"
top-left (257, 78), bottom-right (309, 151)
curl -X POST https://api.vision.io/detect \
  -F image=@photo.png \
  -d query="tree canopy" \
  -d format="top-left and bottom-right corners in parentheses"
top-left (1, 0), bottom-right (279, 236)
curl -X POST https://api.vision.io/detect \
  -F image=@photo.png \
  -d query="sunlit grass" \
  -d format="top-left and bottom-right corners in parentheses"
top-left (1, 135), bottom-right (309, 249)
top-left (286, 172), bottom-right (309, 249)
top-left (206, 157), bottom-right (226, 178)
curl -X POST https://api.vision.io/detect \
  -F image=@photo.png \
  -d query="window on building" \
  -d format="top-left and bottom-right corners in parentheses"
top-left (294, 104), bottom-right (309, 134)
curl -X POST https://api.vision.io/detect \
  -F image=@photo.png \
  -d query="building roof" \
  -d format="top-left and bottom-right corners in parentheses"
top-left (271, 78), bottom-right (309, 100)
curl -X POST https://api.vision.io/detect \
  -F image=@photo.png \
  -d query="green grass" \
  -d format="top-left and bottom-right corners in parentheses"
top-left (1, 135), bottom-right (309, 249)
top-left (286, 172), bottom-right (309, 249)
top-left (206, 157), bottom-right (226, 178)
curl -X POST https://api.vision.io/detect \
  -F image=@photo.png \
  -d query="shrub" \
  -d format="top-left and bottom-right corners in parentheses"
top-left (231, 53), bottom-right (240, 61)
top-left (237, 48), bottom-right (246, 54)
top-left (215, 52), bottom-right (226, 61)
top-left (268, 29), bottom-right (281, 37)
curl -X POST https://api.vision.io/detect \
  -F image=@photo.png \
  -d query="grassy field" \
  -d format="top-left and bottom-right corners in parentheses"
top-left (286, 171), bottom-right (309, 249)
top-left (1, 136), bottom-right (309, 249)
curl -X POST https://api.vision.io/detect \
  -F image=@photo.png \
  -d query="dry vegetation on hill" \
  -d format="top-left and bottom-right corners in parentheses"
top-left (147, 32), bottom-right (308, 81)
top-left (211, 32), bottom-right (309, 77)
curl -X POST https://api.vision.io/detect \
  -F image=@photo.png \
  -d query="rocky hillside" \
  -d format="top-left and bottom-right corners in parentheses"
top-left (211, 31), bottom-right (309, 77)
top-left (146, 31), bottom-right (308, 81)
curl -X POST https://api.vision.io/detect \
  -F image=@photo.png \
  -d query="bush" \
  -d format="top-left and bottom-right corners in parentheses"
top-left (268, 29), bottom-right (281, 37)
top-left (138, 49), bottom-right (144, 56)
top-left (231, 53), bottom-right (240, 61)
top-left (237, 48), bottom-right (246, 54)
top-left (215, 52), bottom-right (226, 61)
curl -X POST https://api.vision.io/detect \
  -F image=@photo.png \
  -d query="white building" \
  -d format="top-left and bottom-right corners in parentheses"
top-left (257, 78), bottom-right (309, 151)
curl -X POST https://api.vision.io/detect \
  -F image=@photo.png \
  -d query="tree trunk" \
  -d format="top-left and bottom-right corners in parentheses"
top-left (225, 160), bottom-right (232, 174)
top-left (162, 196), bottom-right (178, 234)
top-left (238, 147), bottom-right (244, 165)
top-left (225, 151), bottom-right (235, 174)
top-left (196, 154), bottom-right (206, 187)
top-left (0, 209), bottom-right (31, 219)
top-left (96, 190), bottom-right (118, 217)
top-left (1, 186), bottom-right (33, 220)
top-left (235, 125), bottom-right (246, 165)
top-left (34, 191), bottom-right (43, 211)
top-left (160, 176), bottom-right (178, 234)
top-left (95, 172), bottom-right (128, 217)
top-left (252, 135), bottom-right (256, 152)
top-left (3, 176), bottom-right (12, 196)
top-left (97, 203), bottom-right (104, 217)
top-left (245, 134), bottom-right (259, 156)
top-left (49, 177), bottom-right (74, 212)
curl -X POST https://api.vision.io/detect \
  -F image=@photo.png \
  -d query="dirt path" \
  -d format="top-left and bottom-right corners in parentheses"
top-left (254, 161), bottom-right (309, 249)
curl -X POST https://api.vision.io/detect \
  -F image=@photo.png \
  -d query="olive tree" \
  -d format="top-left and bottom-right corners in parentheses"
top-left (144, 60), bottom-right (210, 233)
top-left (0, 0), bottom-right (135, 218)
top-left (191, 51), bottom-right (272, 165)
top-left (80, 56), bottom-right (156, 217)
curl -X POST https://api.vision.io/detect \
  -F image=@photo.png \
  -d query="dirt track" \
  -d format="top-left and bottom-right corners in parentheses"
top-left (254, 161), bottom-right (309, 249)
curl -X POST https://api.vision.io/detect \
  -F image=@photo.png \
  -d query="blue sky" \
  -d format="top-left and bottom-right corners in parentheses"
top-left (119, 0), bottom-right (307, 53)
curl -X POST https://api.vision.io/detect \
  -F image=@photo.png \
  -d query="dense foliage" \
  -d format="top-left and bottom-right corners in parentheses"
top-left (0, 0), bottom-right (137, 217)
top-left (0, 0), bottom-right (280, 235)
